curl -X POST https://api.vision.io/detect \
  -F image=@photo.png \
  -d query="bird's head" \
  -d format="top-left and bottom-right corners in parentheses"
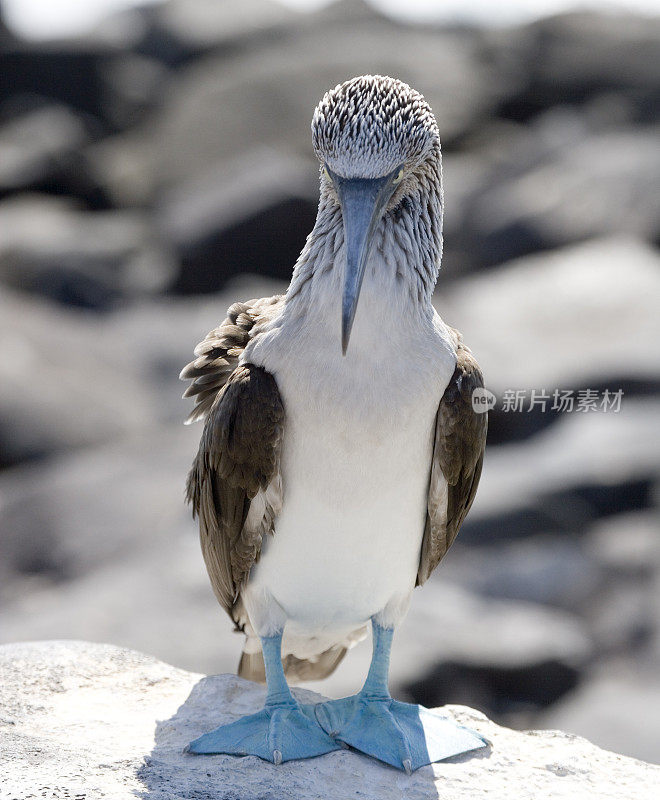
top-left (312, 75), bottom-right (440, 354)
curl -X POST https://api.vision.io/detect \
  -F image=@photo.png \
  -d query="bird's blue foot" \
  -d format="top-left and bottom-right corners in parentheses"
top-left (186, 698), bottom-right (341, 764)
top-left (312, 694), bottom-right (488, 773)
top-left (186, 632), bottom-right (341, 764)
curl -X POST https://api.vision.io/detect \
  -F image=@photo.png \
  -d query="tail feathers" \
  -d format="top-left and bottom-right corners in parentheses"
top-left (238, 644), bottom-right (348, 684)
top-left (284, 646), bottom-right (348, 683)
top-left (237, 649), bottom-right (266, 684)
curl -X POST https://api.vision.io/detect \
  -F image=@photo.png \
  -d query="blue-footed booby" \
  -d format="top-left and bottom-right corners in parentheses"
top-left (181, 75), bottom-right (488, 772)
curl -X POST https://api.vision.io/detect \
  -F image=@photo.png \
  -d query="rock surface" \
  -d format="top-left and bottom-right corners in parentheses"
top-left (1, 641), bottom-right (658, 800)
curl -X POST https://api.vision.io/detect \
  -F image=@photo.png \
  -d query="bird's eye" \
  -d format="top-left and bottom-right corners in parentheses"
top-left (392, 167), bottom-right (405, 184)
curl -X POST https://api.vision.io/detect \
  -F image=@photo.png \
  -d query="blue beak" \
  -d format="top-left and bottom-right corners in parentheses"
top-left (329, 169), bottom-right (399, 355)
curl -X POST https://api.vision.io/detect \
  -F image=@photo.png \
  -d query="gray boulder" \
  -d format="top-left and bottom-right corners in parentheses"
top-left (156, 150), bottom-right (319, 291)
top-left (155, 0), bottom-right (299, 53)
top-left (0, 286), bottom-right (154, 467)
top-left (538, 664), bottom-right (660, 765)
top-left (93, 3), bottom-right (499, 208)
top-left (0, 194), bottom-right (176, 308)
top-left (583, 510), bottom-right (659, 656)
top-left (92, 0), bottom-right (299, 63)
top-left (0, 104), bottom-right (89, 194)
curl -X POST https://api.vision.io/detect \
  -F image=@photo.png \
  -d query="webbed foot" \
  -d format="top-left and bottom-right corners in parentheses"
top-left (313, 694), bottom-right (488, 773)
top-left (186, 699), bottom-right (341, 764)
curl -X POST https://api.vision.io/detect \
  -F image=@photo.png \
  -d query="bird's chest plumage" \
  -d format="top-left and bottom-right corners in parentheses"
top-left (245, 269), bottom-right (456, 632)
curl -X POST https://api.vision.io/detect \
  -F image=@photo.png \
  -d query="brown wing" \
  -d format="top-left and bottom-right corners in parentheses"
top-left (181, 295), bottom-right (285, 622)
top-left (417, 330), bottom-right (487, 585)
top-left (186, 363), bottom-right (284, 619)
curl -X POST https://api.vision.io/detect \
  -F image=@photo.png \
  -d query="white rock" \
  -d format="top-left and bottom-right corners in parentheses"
top-left (1, 641), bottom-right (657, 800)
top-left (437, 236), bottom-right (660, 390)
top-left (586, 511), bottom-right (660, 575)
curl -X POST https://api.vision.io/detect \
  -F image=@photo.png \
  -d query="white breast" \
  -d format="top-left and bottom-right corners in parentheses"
top-left (242, 257), bottom-right (456, 650)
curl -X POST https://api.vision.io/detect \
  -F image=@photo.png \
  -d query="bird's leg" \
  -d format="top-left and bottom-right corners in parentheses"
top-left (360, 621), bottom-right (395, 699)
top-left (186, 631), bottom-right (340, 763)
top-left (313, 619), bottom-right (488, 773)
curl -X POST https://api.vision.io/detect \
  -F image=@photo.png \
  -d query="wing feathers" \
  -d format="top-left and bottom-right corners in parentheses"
top-left (182, 294), bottom-right (285, 618)
top-left (417, 330), bottom-right (487, 585)
top-left (187, 364), bottom-right (284, 614)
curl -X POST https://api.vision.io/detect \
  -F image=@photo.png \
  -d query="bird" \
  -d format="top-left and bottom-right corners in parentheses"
top-left (180, 75), bottom-right (488, 773)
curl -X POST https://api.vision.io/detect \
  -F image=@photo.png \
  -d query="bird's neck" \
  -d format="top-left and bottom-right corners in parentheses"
top-left (287, 157), bottom-right (443, 315)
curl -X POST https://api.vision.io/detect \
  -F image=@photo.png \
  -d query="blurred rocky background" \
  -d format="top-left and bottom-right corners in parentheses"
top-left (0, 0), bottom-right (658, 766)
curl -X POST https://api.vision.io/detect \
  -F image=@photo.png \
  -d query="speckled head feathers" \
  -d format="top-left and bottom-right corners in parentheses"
top-left (312, 75), bottom-right (439, 180)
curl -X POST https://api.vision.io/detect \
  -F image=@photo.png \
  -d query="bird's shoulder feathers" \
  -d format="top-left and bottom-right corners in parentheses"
top-left (180, 294), bottom-right (284, 425)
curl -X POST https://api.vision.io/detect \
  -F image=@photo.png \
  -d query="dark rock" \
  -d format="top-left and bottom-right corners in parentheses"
top-left (94, 0), bottom-right (299, 67)
top-left (173, 195), bottom-right (317, 292)
top-left (583, 511), bottom-right (659, 655)
top-left (379, 580), bottom-right (592, 729)
top-left (156, 150), bottom-right (318, 291)
top-left (473, 9), bottom-right (660, 134)
top-left (587, 579), bottom-right (654, 656)
top-left (586, 510), bottom-right (660, 578)
top-left (486, 377), bottom-right (660, 447)
top-left (454, 115), bottom-right (660, 269)
top-left (0, 425), bottom-right (245, 675)
top-left (0, 426), bottom-right (196, 594)
top-left (488, 12), bottom-right (660, 125)
top-left (0, 44), bottom-right (111, 131)
top-left (0, 279), bottom-right (283, 468)
top-left (464, 401), bottom-right (659, 545)
top-left (0, 34), bottom-right (167, 142)
top-left (154, 0), bottom-right (299, 55)
top-left (405, 659), bottom-right (581, 725)
top-left (461, 477), bottom-right (656, 546)
top-left (98, 53), bottom-right (170, 131)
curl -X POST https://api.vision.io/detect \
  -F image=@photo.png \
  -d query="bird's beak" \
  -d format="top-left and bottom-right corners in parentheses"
top-left (331, 169), bottom-right (398, 355)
